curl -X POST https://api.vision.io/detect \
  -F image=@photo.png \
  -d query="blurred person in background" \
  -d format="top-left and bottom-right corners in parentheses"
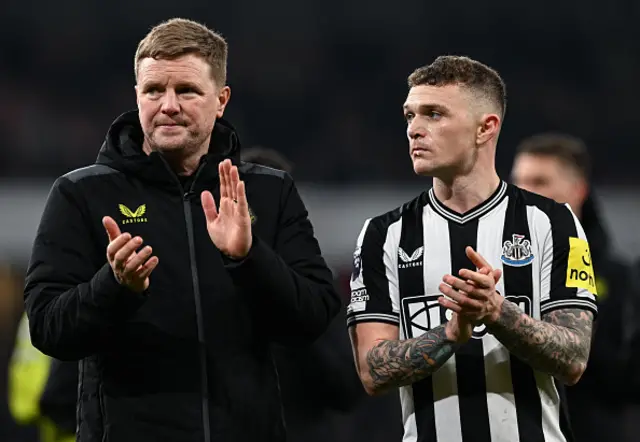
top-left (8, 315), bottom-right (75, 442)
top-left (4, 271), bottom-right (76, 442)
top-left (37, 359), bottom-right (77, 440)
top-left (241, 145), bottom-right (365, 442)
top-left (348, 56), bottom-right (596, 442)
top-left (511, 132), bottom-right (639, 442)
top-left (23, 17), bottom-right (340, 442)
top-left (6, 267), bottom-right (76, 442)
top-left (0, 264), bottom-right (35, 442)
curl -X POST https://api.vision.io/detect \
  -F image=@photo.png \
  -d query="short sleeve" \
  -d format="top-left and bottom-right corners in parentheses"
top-left (346, 218), bottom-right (400, 327)
top-left (539, 203), bottom-right (598, 317)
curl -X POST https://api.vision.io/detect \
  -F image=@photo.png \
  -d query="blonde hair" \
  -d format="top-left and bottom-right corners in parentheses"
top-left (135, 18), bottom-right (228, 86)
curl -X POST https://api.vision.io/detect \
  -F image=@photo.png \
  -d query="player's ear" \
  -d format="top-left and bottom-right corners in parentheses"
top-left (477, 113), bottom-right (501, 146)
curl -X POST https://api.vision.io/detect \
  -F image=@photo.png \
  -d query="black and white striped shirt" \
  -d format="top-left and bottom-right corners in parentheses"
top-left (347, 181), bottom-right (597, 442)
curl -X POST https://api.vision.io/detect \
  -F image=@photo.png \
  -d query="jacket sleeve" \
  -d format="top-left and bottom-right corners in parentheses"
top-left (224, 174), bottom-right (341, 344)
top-left (24, 176), bottom-right (147, 361)
top-left (276, 307), bottom-right (365, 411)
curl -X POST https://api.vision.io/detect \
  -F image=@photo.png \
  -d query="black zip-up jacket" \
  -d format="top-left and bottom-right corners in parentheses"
top-left (24, 110), bottom-right (341, 442)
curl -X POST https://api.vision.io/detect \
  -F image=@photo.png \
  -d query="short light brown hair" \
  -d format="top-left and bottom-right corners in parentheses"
top-left (516, 133), bottom-right (591, 179)
top-left (135, 18), bottom-right (228, 87)
top-left (408, 55), bottom-right (507, 117)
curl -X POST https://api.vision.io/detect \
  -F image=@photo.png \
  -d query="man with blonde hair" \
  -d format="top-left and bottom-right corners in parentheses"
top-left (24, 18), bottom-right (340, 442)
top-left (348, 56), bottom-right (596, 442)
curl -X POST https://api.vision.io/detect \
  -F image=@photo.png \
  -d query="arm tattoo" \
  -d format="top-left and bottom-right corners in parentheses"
top-left (365, 325), bottom-right (459, 393)
top-left (487, 302), bottom-right (594, 384)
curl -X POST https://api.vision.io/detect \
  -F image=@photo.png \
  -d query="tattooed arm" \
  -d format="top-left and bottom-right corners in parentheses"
top-left (487, 303), bottom-right (593, 385)
top-left (439, 246), bottom-right (595, 386)
top-left (349, 315), bottom-right (471, 396)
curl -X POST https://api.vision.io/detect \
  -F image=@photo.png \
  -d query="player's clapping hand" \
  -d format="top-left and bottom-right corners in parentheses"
top-left (445, 312), bottom-right (474, 343)
top-left (438, 247), bottom-right (504, 325)
top-left (103, 216), bottom-right (159, 293)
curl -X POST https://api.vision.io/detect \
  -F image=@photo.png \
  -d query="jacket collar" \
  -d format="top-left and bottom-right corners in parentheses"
top-left (95, 110), bottom-right (242, 190)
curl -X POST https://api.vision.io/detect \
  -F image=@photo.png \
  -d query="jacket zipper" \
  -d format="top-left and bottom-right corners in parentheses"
top-left (183, 191), bottom-right (211, 442)
top-left (160, 158), bottom-right (211, 442)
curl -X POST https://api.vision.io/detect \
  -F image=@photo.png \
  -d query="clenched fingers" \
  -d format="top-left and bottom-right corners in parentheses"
top-left (443, 274), bottom-right (478, 297)
top-left (491, 268), bottom-right (503, 284)
top-left (458, 268), bottom-right (494, 289)
top-left (133, 255), bottom-right (159, 280)
top-left (439, 296), bottom-right (463, 313)
top-left (113, 237), bottom-right (143, 270)
top-left (123, 245), bottom-right (153, 274)
top-left (438, 282), bottom-right (484, 310)
top-left (465, 246), bottom-right (492, 270)
top-left (106, 233), bottom-right (132, 261)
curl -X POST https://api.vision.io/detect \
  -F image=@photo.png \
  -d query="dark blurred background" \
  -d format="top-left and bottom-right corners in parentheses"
top-left (2, 0), bottom-right (640, 184)
top-left (1, 1), bottom-right (640, 441)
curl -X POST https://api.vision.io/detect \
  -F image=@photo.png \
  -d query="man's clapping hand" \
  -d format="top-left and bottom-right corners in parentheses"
top-left (103, 216), bottom-right (159, 293)
top-left (201, 159), bottom-right (253, 260)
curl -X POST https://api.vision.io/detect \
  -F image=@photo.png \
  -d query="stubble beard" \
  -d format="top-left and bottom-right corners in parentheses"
top-left (143, 128), bottom-right (211, 174)
top-left (146, 126), bottom-right (207, 155)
